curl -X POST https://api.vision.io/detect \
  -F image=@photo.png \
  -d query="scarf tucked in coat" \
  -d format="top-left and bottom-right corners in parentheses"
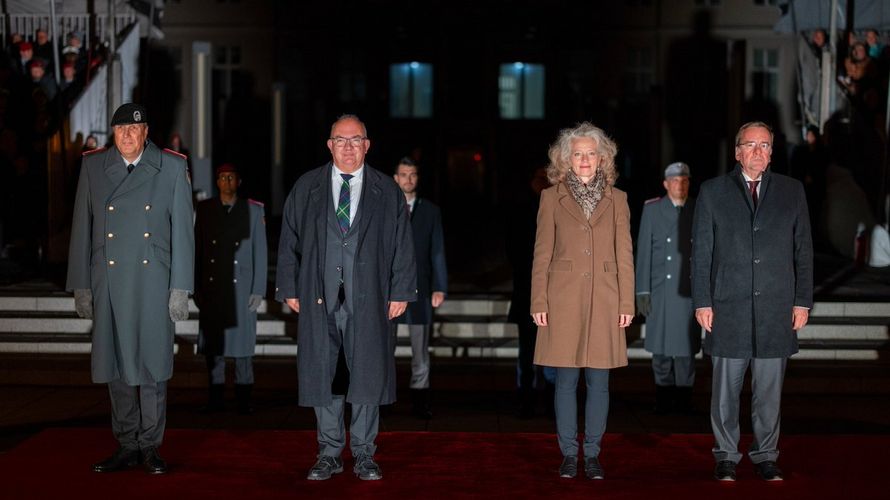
top-left (565, 168), bottom-right (606, 219)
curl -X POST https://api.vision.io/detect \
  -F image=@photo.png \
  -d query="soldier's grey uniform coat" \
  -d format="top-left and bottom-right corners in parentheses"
top-left (194, 197), bottom-right (268, 357)
top-left (635, 195), bottom-right (700, 357)
top-left (66, 142), bottom-right (195, 385)
top-left (275, 163), bottom-right (416, 407)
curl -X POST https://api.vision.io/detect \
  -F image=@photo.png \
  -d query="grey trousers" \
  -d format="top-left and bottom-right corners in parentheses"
top-left (406, 324), bottom-right (431, 389)
top-left (710, 356), bottom-right (787, 464)
top-left (206, 355), bottom-right (254, 385)
top-left (554, 367), bottom-right (610, 458)
top-left (652, 354), bottom-right (696, 387)
top-left (314, 307), bottom-right (378, 458)
top-left (108, 379), bottom-right (167, 451)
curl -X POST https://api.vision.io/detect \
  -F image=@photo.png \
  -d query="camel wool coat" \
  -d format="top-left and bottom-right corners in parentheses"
top-left (531, 182), bottom-right (634, 369)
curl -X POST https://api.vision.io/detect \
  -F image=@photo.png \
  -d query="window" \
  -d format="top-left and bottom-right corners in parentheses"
top-left (499, 63), bottom-right (545, 119)
top-left (213, 45), bottom-right (241, 99)
top-left (624, 47), bottom-right (654, 96)
top-left (752, 48), bottom-right (779, 101)
top-left (389, 62), bottom-right (433, 118)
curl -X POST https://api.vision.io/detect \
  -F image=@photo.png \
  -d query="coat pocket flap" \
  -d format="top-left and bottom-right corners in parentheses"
top-left (603, 261), bottom-right (618, 273)
top-left (549, 260), bottom-right (573, 272)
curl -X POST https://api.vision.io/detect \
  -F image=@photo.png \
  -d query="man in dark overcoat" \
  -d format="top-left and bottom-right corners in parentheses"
top-left (692, 121), bottom-right (813, 482)
top-left (393, 157), bottom-right (447, 420)
top-left (635, 162), bottom-right (700, 414)
top-left (275, 115), bottom-right (416, 481)
top-left (67, 103), bottom-right (194, 475)
top-left (194, 163), bottom-right (267, 414)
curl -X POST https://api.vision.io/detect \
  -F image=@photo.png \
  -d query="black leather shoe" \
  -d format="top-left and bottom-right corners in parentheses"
top-left (142, 447), bottom-right (168, 475)
top-left (755, 460), bottom-right (784, 481)
top-left (584, 457), bottom-right (604, 479)
top-left (93, 447), bottom-right (140, 473)
top-left (307, 455), bottom-right (343, 481)
top-left (353, 455), bottom-right (383, 481)
top-left (714, 460), bottom-right (737, 481)
top-left (559, 456), bottom-right (578, 478)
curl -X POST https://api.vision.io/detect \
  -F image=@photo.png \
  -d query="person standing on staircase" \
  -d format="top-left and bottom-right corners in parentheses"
top-left (67, 103), bottom-right (194, 475)
top-left (193, 163), bottom-right (268, 415)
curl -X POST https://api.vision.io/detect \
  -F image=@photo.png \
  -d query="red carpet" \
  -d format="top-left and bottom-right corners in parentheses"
top-left (1, 429), bottom-right (886, 499)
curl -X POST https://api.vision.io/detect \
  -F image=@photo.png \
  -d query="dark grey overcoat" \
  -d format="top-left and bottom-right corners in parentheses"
top-left (635, 195), bottom-right (700, 357)
top-left (194, 197), bottom-right (268, 357)
top-left (691, 165), bottom-right (813, 358)
top-left (275, 163), bottom-right (417, 407)
top-left (66, 142), bottom-right (195, 384)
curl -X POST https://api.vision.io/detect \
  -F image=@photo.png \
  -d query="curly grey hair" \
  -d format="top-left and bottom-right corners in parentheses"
top-left (546, 122), bottom-right (619, 186)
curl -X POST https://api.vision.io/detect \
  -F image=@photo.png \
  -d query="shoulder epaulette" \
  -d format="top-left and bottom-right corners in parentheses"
top-left (248, 198), bottom-right (265, 207)
top-left (82, 147), bottom-right (106, 156)
top-left (644, 196), bottom-right (662, 205)
top-left (163, 148), bottom-right (187, 160)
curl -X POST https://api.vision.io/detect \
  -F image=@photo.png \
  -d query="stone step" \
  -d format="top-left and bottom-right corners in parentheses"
top-left (1, 333), bottom-right (884, 361)
top-left (1, 294), bottom-right (888, 321)
top-left (0, 315), bottom-right (287, 336)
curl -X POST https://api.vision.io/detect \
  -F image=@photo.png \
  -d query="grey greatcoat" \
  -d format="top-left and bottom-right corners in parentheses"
top-left (635, 195), bottom-right (700, 357)
top-left (194, 197), bottom-right (268, 357)
top-left (275, 163), bottom-right (416, 407)
top-left (66, 142), bottom-right (195, 385)
top-left (691, 165), bottom-right (813, 358)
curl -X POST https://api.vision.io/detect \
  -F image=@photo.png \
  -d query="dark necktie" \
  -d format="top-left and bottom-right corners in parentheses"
top-left (748, 180), bottom-right (760, 208)
top-left (337, 174), bottom-right (353, 234)
top-left (127, 163), bottom-right (135, 174)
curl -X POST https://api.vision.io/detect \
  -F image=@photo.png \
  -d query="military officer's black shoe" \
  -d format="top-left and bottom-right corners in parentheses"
top-left (93, 447), bottom-right (141, 472)
top-left (142, 447), bottom-right (168, 474)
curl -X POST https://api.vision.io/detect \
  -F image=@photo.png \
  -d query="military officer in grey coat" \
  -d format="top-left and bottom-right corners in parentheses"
top-left (692, 122), bottom-right (813, 482)
top-left (393, 157), bottom-right (448, 420)
top-left (194, 163), bottom-right (267, 415)
top-left (67, 103), bottom-right (194, 475)
top-left (276, 115), bottom-right (416, 481)
top-left (635, 162), bottom-right (700, 415)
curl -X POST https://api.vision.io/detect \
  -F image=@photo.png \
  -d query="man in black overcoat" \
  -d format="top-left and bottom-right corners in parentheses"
top-left (275, 115), bottom-right (416, 481)
top-left (692, 121), bottom-right (813, 482)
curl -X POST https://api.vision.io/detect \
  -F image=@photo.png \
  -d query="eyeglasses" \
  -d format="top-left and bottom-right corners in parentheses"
top-left (330, 136), bottom-right (367, 148)
top-left (738, 141), bottom-right (772, 151)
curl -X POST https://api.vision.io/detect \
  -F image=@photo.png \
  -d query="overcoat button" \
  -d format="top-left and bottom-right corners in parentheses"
top-left (145, 205), bottom-right (151, 211)
top-left (108, 260), bottom-right (115, 265)
top-left (107, 233), bottom-right (114, 238)
top-left (316, 298), bottom-right (323, 304)
top-left (108, 206), bottom-right (114, 211)
top-left (143, 259), bottom-right (149, 265)
top-left (144, 232), bottom-right (150, 238)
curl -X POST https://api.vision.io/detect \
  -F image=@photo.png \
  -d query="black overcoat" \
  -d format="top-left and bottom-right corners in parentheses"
top-left (275, 163), bottom-right (417, 406)
top-left (691, 165), bottom-right (813, 358)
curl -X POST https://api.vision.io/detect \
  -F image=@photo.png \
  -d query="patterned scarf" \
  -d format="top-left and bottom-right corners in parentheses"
top-left (565, 168), bottom-right (605, 219)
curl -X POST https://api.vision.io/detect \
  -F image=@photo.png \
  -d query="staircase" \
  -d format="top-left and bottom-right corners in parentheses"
top-left (0, 292), bottom-right (887, 362)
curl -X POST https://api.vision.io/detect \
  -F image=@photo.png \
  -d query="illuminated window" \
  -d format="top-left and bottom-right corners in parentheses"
top-left (499, 63), bottom-right (545, 119)
top-left (390, 62), bottom-right (433, 118)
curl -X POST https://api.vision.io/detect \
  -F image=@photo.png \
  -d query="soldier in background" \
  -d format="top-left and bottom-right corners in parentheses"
top-left (635, 162), bottom-right (700, 414)
top-left (194, 163), bottom-right (268, 415)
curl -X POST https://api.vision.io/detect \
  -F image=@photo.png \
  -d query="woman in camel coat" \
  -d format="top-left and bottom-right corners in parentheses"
top-left (531, 122), bottom-right (634, 480)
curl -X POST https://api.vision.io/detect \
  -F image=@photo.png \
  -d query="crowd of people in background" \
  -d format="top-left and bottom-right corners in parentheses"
top-left (0, 28), bottom-right (107, 265)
